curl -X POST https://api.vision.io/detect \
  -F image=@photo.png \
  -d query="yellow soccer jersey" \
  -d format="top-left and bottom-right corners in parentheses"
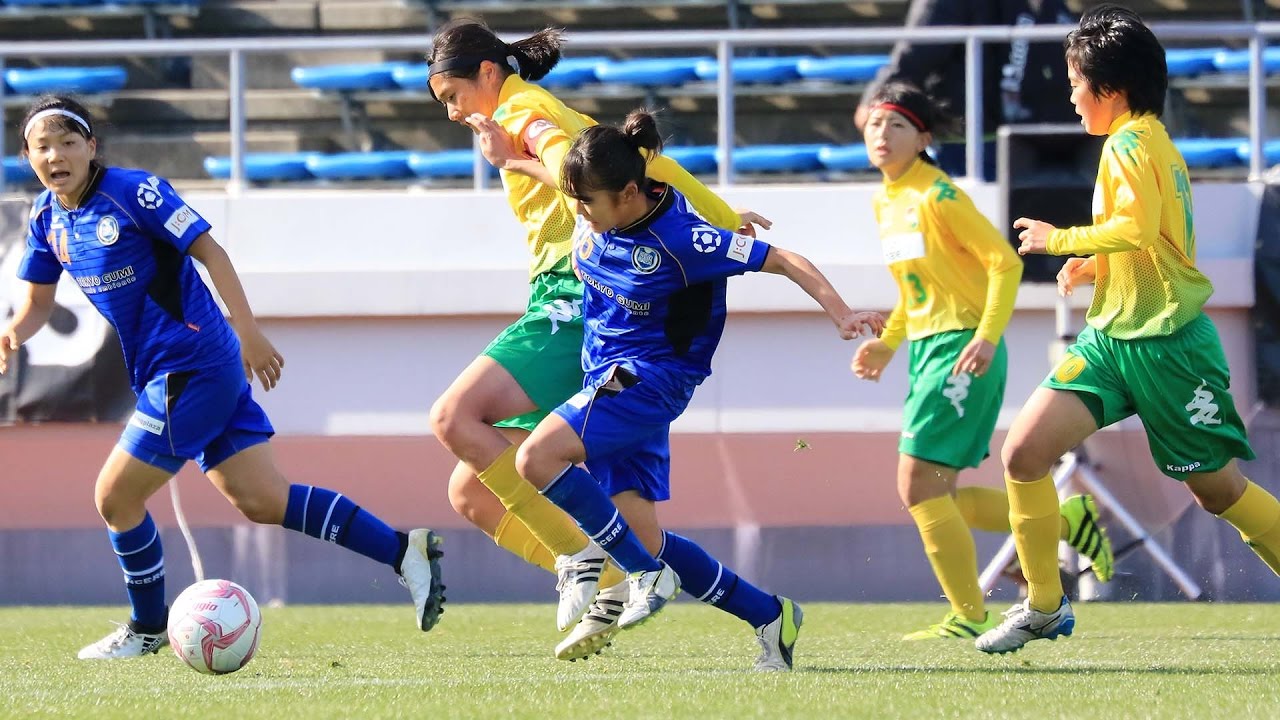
top-left (1046, 112), bottom-right (1213, 339)
top-left (873, 159), bottom-right (1022, 350)
top-left (492, 75), bottom-right (740, 279)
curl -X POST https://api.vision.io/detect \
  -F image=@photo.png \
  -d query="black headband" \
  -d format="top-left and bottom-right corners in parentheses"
top-left (426, 51), bottom-right (515, 99)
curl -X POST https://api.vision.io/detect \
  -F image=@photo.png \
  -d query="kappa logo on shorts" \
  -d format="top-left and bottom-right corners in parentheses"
top-left (542, 298), bottom-right (582, 335)
top-left (942, 373), bottom-right (970, 418)
top-left (129, 411), bottom-right (165, 436)
top-left (1054, 354), bottom-right (1086, 384)
top-left (1185, 379), bottom-right (1223, 426)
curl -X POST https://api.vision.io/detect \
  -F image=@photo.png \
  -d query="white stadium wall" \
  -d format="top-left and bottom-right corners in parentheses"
top-left (2, 180), bottom-right (1276, 605)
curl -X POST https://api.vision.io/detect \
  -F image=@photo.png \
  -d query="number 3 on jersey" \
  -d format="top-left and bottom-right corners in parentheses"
top-left (905, 272), bottom-right (927, 306)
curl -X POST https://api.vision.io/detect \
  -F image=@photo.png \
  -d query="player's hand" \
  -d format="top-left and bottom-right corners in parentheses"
top-left (1013, 217), bottom-right (1056, 255)
top-left (952, 337), bottom-right (996, 377)
top-left (837, 311), bottom-right (885, 340)
top-left (237, 323), bottom-right (285, 391)
top-left (463, 113), bottom-right (519, 169)
top-left (1057, 257), bottom-right (1096, 297)
top-left (735, 209), bottom-right (772, 238)
top-left (0, 328), bottom-right (19, 375)
top-left (852, 338), bottom-right (894, 381)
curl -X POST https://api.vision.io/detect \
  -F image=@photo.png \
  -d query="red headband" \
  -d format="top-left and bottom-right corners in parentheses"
top-left (874, 102), bottom-right (927, 132)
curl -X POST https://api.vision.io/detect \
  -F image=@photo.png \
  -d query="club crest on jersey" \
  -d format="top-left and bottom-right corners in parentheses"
top-left (632, 245), bottom-right (661, 274)
top-left (691, 225), bottom-right (720, 253)
top-left (136, 176), bottom-right (164, 210)
top-left (96, 215), bottom-right (120, 246)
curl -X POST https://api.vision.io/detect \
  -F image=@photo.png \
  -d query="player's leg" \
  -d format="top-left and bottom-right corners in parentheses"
top-left (1190, 462), bottom-right (1280, 575)
top-left (78, 446), bottom-right (178, 659)
top-left (976, 386), bottom-right (1099, 654)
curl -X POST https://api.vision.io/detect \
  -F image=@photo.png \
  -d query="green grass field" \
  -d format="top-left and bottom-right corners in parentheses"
top-left (3, 602), bottom-right (1279, 719)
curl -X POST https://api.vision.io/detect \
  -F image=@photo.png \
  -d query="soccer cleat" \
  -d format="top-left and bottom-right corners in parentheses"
top-left (1061, 494), bottom-right (1115, 582)
top-left (902, 610), bottom-right (998, 641)
top-left (399, 528), bottom-right (446, 632)
top-left (617, 562), bottom-right (680, 630)
top-left (77, 621), bottom-right (168, 660)
top-left (555, 580), bottom-right (627, 661)
top-left (754, 596), bottom-right (803, 671)
top-left (554, 543), bottom-right (609, 631)
top-left (974, 595), bottom-right (1075, 654)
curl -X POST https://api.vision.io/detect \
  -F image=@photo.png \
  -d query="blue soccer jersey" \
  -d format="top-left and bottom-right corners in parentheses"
top-left (18, 165), bottom-right (240, 391)
top-left (573, 185), bottom-right (771, 381)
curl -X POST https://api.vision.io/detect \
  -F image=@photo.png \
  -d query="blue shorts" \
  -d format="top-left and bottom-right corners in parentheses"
top-left (119, 363), bottom-right (275, 474)
top-left (552, 364), bottom-right (695, 502)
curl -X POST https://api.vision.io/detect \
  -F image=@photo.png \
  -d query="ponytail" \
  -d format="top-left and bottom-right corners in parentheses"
top-left (562, 108), bottom-right (665, 200)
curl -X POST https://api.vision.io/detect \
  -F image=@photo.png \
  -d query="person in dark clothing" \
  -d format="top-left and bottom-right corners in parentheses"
top-left (856, 0), bottom-right (1078, 179)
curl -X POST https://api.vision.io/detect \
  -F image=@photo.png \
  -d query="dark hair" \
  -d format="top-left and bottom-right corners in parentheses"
top-left (561, 109), bottom-right (663, 201)
top-left (427, 18), bottom-right (563, 88)
top-left (19, 94), bottom-right (96, 156)
top-left (1065, 4), bottom-right (1167, 117)
top-left (864, 81), bottom-right (951, 165)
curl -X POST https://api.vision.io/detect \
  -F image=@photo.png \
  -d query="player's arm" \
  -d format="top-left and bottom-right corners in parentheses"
top-left (465, 112), bottom-right (563, 188)
top-left (761, 246), bottom-right (885, 340)
top-left (1034, 141), bottom-right (1161, 256)
top-left (644, 153), bottom-right (745, 231)
top-left (937, 194), bottom-right (1022, 345)
top-left (0, 281), bottom-right (57, 375)
top-left (187, 233), bottom-right (284, 391)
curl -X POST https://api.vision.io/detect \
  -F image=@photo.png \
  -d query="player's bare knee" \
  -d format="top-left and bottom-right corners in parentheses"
top-left (1187, 469), bottom-right (1247, 515)
top-left (1002, 439), bottom-right (1051, 483)
top-left (234, 492), bottom-right (285, 525)
top-left (428, 395), bottom-right (461, 444)
top-left (513, 441), bottom-right (557, 488)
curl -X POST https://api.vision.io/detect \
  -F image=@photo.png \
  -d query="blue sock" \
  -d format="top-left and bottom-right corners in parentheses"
top-left (109, 513), bottom-right (166, 630)
top-left (658, 531), bottom-right (781, 628)
top-left (541, 465), bottom-right (661, 573)
top-left (282, 484), bottom-right (402, 569)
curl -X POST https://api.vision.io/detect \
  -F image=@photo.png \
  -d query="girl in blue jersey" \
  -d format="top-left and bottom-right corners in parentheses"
top-left (0, 96), bottom-right (445, 659)
top-left (511, 109), bottom-right (885, 670)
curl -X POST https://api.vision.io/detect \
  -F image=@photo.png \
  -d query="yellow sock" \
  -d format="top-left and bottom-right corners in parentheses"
top-left (477, 446), bottom-right (585, 556)
top-left (908, 495), bottom-right (985, 622)
top-left (1007, 473), bottom-right (1063, 612)
top-left (493, 512), bottom-right (558, 574)
top-left (956, 486), bottom-right (1011, 533)
top-left (957, 485), bottom-right (1074, 540)
top-left (1218, 479), bottom-right (1280, 576)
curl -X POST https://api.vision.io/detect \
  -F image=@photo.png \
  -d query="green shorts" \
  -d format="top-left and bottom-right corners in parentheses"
top-left (483, 272), bottom-right (586, 432)
top-left (1042, 312), bottom-right (1255, 480)
top-left (900, 329), bottom-right (1008, 469)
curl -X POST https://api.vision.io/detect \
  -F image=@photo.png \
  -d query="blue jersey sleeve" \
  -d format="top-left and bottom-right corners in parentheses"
top-left (128, 175), bottom-right (212, 253)
top-left (17, 201), bottom-right (62, 284)
top-left (672, 222), bottom-right (771, 285)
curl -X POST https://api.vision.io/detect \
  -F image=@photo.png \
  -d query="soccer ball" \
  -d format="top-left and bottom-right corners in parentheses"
top-left (168, 579), bottom-right (262, 675)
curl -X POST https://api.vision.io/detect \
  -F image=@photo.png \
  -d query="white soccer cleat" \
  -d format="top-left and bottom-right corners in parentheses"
top-left (399, 528), bottom-right (446, 632)
top-left (554, 543), bottom-right (609, 631)
top-left (555, 580), bottom-right (627, 661)
top-left (974, 596), bottom-right (1075, 655)
top-left (617, 562), bottom-right (680, 630)
top-left (77, 622), bottom-right (168, 660)
top-left (754, 597), bottom-right (803, 671)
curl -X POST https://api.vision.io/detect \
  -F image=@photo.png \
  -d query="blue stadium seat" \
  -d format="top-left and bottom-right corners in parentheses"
top-left (407, 150), bottom-right (498, 178)
top-left (203, 153), bottom-right (319, 182)
top-left (1175, 138), bottom-right (1245, 169)
top-left (2, 157), bottom-right (37, 182)
top-left (693, 56), bottom-right (805, 84)
top-left (542, 56), bottom-right (609, 89)
top-left (3, 0), bottom-right (100, 6)
top-left (593, 57), bottom-right (708, 86)
top-left (1166, 48), bottom-right (1224, 77)
top-left (392, 64), bottom-right (429, 91)
top-left (796, 55), bottom-right (890, 83)
top-left (817, 144), bottom-right (871, 171)
top-left (4, 66), bottom-right (128, 94)
top-left (1234, 139), bottom-right (1280, 166)
top-left (732, 144), bottom-right (826, 173)
top-left (1212, 47), bottom-right (1280, 74)
top-left (305, 151), bottom-right (414, 180)
top-left (107, 0), bottom-right (203, 4)
top-left (291, 63), bottom-right (412, 92)
top-left (666, 145), bottom-right (717, 174)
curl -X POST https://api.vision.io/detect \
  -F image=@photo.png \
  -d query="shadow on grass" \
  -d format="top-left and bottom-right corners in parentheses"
top-left (802, 664), bottom-right (1280, 676)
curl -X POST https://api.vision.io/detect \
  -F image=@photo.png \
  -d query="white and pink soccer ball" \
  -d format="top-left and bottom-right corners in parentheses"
top-left (167, 579), bottom-right (262, 675)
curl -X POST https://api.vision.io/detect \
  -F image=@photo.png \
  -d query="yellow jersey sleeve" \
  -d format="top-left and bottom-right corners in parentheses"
top-left (1046, 133), bottom-right (1161, 256)
top-left (879, 303), bottom-right (908, 350)
top-left (930, 188), bottom-right (1023, 344)
top-left (646, 152), bottom-right (741, 230)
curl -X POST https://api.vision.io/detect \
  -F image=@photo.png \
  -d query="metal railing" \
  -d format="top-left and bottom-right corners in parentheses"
top-left (1, 22), bottom-right (1277, 189)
